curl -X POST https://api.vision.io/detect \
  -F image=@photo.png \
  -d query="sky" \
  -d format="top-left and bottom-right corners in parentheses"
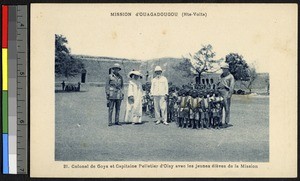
top-left (33, 4), bottom-right (297, 73)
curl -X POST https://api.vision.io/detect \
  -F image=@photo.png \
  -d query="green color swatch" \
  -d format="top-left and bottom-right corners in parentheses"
top-left (2, 91), bottom-right (8, 133)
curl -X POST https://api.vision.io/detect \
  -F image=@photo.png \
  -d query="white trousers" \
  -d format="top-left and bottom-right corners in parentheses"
top-left (153, 96), bottom-right (167, 122)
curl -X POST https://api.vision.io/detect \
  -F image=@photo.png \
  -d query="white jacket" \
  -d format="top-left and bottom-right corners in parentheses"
top-left (150, 76), bottom-right (168, 96)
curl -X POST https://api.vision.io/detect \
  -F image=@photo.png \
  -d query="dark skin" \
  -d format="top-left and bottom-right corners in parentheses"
top-left (112, 67), bottom-right (121, 74)
top-left (155, 71), bottom-right (162, 77)
top-left (221, 68), bottom-right (230, 77)
top-left (106, 67), bottom-right (121, 99)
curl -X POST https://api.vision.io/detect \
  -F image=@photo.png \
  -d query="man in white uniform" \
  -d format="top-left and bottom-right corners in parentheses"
top-left (150, 66), bottom-right (169, 125)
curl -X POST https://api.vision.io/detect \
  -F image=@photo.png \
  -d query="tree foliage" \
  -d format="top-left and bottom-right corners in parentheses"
top-left (225, 53), bottom-right (251, 81)
top-left (55, 34), bottom-right (84, 78)
top-left (174, 46), bottom-right (258, 90)
top-left (174, 44), bottom-right (223, 78)
top-left (225, 53), bottom-right (258, 93)
top-left (241, 66), bottom-right (257, 93)
top-left (174, 58), bottom-right (195, 77)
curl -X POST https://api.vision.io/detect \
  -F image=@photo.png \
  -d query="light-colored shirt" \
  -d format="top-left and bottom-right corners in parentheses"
top-left (188, 97), bottom-right (201, 109)
top-left (150, 76), bottom-right (168, 96)
top-left (218, 73), bottom-right (235, 98)
top-left (219, 73), bottom-right (235, 91)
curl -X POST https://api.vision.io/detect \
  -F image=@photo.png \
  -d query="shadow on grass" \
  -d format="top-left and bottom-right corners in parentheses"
top-left (120, 122), bottom-right (147, 125)
top-left (220, 124), bottom-right (233, 129)
top-left (55, 90), bottom-right (88, 93)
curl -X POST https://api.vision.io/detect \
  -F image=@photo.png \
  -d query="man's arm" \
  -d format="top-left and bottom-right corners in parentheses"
top-left (105, 75), bottom-right (111, 100)
top-left (229, 76), bottom-right (235, 92)
top-left (120, 76), bottom-right (124, 89)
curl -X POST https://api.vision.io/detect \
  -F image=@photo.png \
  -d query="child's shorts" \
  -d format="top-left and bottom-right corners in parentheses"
top-left (200, 110), bottom-right (210, 120)
top-left (179, 108), bottom-right (189, 118)
top-left (189, 109), bottom-right (200, 120)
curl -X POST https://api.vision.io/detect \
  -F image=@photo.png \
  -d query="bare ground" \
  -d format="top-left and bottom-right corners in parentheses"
top-left (55, 86), bottom-right (269, 162)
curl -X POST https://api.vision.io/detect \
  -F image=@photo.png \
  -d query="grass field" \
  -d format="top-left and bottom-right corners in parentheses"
top-left (55, 86), bottom-right (269, 162)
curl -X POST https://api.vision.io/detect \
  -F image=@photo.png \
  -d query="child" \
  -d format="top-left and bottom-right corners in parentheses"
top-left (167, 86), bottom-right (177, 123)
top-left (188, 89), bottom-right (201, 129)
top-left (200, 91), bottom-right (211, 129)
top-left (176, 89), bottom-right (183, 127)
top-left (177, 89), bottom-right (189, 128)
top-left (147, 93), bottom-right (155, 118)
top-left (173, 86), bottom-right (179, 124)
top-left (211, 91), bottom-right (224, 129)
top-left (208, 89), bottom-right (215, 127)
top-left (142, 84), bottom-right (147, 114)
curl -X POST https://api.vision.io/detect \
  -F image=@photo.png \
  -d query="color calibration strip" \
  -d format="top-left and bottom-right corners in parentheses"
top-left (16, 5), bottom-right (28, 174)
top-left (2, 5), bottom-right (28, 174)
top-left (8, 6), bottom-right (17, 174)
top-left (2, 5), bottom-right (9, 174)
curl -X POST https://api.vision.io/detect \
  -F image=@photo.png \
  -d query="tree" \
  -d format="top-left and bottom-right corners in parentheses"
top-left (55, 34), bottom-right (84, 78)
top-left (174, 44), bottom-right (223, 82)
top-left (174, 57), bottom-right (195, 78)
top-left (225, 53), bottom-right (251, 81)
top-left (241, 66), bottom-right (257, 93)
top-left (225, 53), bottom-right (258, 93)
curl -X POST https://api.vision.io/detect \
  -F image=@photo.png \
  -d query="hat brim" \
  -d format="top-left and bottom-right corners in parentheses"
top-left (129, 73), bottom-right (142, 78)
top-left (128, 71), bottom-right (143, 79)
top-left (111, 67), bottom-right (121, 70)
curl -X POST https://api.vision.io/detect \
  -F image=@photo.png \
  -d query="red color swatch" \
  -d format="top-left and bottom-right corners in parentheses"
top-left (2, 5), bottom-right (8, 48)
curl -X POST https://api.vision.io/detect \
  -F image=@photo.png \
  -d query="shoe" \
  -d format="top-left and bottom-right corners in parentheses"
top-left (163, 122), bottom-right (169, 125)
top-left (155, 120), bottom-right (161, 125)
top-left (115, 122), bottom-right (122, 126)
top-left (108, 123), bottom-right (113, 126)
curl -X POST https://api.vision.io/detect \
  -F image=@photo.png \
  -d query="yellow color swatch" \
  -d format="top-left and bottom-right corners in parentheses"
top-left (2, 48), bottom-right (8, 90)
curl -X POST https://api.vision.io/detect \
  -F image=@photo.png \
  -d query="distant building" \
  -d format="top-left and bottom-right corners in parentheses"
top-left (195, 73), bottom-right (220, 89)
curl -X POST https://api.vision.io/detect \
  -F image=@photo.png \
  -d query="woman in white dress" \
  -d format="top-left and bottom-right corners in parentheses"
top-left (124, 70), bottom-right (143, 124)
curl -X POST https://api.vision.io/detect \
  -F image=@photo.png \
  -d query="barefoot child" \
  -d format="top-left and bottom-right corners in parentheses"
top-left (188, 89), bottom-right (201, 129)
top-left (211, 91), bottom-right (224, 129)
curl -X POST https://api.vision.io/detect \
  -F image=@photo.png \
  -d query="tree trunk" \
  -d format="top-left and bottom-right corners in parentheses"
top-left (196, 72), bottom-right (202, 84)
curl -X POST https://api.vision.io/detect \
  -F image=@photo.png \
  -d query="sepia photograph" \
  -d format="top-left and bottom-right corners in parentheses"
top-left (30, 4), bottom-right (297, 177)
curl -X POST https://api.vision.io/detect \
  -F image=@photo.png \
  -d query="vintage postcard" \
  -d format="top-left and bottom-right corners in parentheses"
top-left (30, 3), bottom-right (297, 177)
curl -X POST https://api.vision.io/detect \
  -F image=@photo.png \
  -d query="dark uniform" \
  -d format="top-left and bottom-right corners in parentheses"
top-left (105, 64), bottom-right (124, 126)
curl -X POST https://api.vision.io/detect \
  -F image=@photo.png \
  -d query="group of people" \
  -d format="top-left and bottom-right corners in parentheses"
top-left (105, 63), bottom-right (235, 128)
